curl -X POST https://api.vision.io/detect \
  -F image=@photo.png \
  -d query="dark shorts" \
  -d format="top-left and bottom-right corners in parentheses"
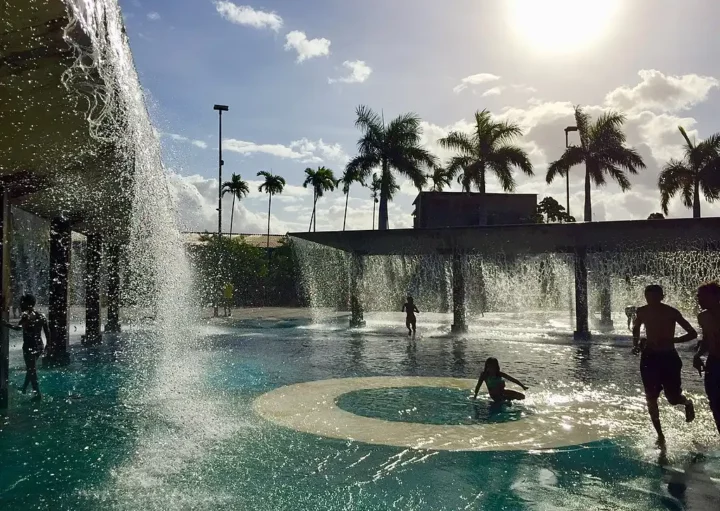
top-left (23, 348), bottom-right (41, 370)
top-left (640, 350), bottom-right (682, 399)
top-left (405, 316), bottom-right (416, 328)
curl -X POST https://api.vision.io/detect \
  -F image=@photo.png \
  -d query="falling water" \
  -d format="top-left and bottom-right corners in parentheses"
top-left (293, 238), bottom-right (720, 326)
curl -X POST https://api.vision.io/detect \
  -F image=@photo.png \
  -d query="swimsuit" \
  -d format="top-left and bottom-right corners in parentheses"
top-left (640, 349), bottom-right (682, 400)
top-left (486, 375), bottom-right (505, 391)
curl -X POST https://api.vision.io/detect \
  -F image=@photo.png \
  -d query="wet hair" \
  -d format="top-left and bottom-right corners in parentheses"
top-left (698, 282), bottom-right (720, 301)
top-left (20, 294), bottom-right (36, 310)
top-left (406, 296), bottom-right (413, 303)
top-left (644, 284), bottom-right (664, 300)
top-left (484, 357), bottom-right (500, 374)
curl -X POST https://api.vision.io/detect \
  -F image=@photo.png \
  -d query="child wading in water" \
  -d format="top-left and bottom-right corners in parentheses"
top-left (2, 294), bottom-right (50, 401)
top-left (473, 357), bottom-right (528, 403)
top-left (402, 296), bottom-right (419, 336)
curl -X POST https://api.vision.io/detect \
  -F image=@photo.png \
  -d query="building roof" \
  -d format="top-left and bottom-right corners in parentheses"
top-left (412, 191), bottom-right (538, 205)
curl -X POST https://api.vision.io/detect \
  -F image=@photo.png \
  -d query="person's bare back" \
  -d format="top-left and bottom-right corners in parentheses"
top-left (635, 303), bottom-right (686, 353)
top-left (698, 308), bottom-right (720, 359)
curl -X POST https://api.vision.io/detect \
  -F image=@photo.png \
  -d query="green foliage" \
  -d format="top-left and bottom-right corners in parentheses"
top-left (658, 126), bottom-right (720, 218)
top-left (303, 166), bottom-right (338, 232)
top-left (221, 173), bottom-right (250, 236)
top-left (187, 235), bottom-right (301, 307)
top-left (428, 166), bottom-right (452, 192)
top-left (440, 110), bottom-right (533, 193)
top-left (349, 105), bottom-right (436, 229)
top-left (533, 196), bottom-right (575, 224)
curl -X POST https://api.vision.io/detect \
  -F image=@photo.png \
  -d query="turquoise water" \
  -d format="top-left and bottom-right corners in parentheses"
top-left (336, 386), bottom-right (528, 425)
top-left (2, 312), bottom-right (719, 510)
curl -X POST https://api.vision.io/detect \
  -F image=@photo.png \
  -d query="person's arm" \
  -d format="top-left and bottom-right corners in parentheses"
top-left (1, 319), bottom-right (21, 331)
top-left (473, 373), bottom-right (485, 399)
top-left (693, 314), bottom-right (708, 374)
top-left (675, 312), bottom-right (698, 343)
top-left (632, 310), bottom-right (643, 354)
top-left (414, 305), bottom-right (419, 313)
top-left (500, 372), bottom-right (528, 391)
top-left (402, 304), bottom-right (406, 312)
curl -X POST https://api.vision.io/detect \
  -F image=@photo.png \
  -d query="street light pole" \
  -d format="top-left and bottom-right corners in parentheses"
top-left (564, 126), bottom-right (578, 216)
top-left (213, 104), bottom-right (228, 318)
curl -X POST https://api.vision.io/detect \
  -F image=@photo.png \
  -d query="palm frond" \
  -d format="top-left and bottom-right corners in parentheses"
top-left (490, 145), bottom-right (534, 177)
top-left (439, 132), bottom-right (474, 155)
top-left (658, 159), bottom-right (693, 214)
top-left (546, 146), bottom-right (585, 184)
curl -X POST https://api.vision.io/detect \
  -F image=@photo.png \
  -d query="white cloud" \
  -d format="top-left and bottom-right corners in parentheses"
top-left (147, 11), bottom-right (160, 21)
top-left (453, 73), bottom-right (501, 94)
top-left (163, 132), bottom-right (208, 149)
top-left (223, 137), bottom-right (348, 164)
top-left (605, 69), bottom-right (719, 113)
top-left (328, 60), bottom-right (372, 84)
top-left (214, 1), bottom-right (283, 31)
top-left (284, 30), bottom-right (330, 63)
top-left (482, 86), bottom-right (505, 97)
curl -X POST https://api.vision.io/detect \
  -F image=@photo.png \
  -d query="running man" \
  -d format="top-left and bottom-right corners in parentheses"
top-left (402, 296), bottom-right (419, 337)
top-left (693, 282), bottom-right (720, 435)
top-left (632, 284), bottom-right (697, 445)
top-left (2, 294), bottom-right (49, 400)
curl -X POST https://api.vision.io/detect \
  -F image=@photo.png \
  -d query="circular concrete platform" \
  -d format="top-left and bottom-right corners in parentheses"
top-left (253, 376), bottom-right (631, 451)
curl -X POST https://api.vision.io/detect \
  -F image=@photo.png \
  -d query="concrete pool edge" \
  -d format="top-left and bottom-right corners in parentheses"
top-left (253, 376), bottom-right (630, 452)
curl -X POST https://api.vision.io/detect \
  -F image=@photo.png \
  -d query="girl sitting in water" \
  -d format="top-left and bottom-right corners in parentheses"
top-left (473, 357), bottom-right (528, 403)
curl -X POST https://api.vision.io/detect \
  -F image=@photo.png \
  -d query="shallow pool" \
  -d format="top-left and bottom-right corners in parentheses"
top-left (1, 310), bottom-right (719, 510)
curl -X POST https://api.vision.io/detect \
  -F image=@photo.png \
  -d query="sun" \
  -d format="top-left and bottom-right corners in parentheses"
top-left (508, 0), bottom-right (621, 54)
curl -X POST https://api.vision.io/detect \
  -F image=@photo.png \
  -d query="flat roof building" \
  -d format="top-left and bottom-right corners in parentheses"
top-left (412, 192), bottom-right (537, 229)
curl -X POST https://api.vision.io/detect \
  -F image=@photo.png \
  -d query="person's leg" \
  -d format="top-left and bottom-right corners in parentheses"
top-left (663, 352), bottom-right (694, 422)
top-left (705, 357), bottom-right (720, 434)
top-left (25, 351), bottom-right (40, 396)
top-left (406, 319), bottom-right (411, 336)
top-left (411, 319), bottom-right (416, 335)
top-left (22, 351), bottom-right (31, 393)
top-left (641, 353), bottom-right (665, 442)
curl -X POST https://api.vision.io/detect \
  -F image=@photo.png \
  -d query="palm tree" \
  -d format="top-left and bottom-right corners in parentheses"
top-left (658, 126), bottom-right (720, 218)
top-left (348, 105), bottom-right (436, 230)
top-left (369, 172), bottom-right (382, 230)
top-left (340, 166), bottom-right (366, 231)
top-left (547, 106), bottom-right (645, 222)
top-left (303, 166), bottom-right (338, 232)
top-left (439, 110), bottom-right (533, 194)
top-left (257, 170), bottom-right (286, 249)
top-left (428, 166), bottom-right (452, 192)
top-left (221, 173), bottom-right (250, 238)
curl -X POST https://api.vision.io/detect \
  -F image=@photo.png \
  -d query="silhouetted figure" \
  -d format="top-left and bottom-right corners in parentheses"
top-left (402, 296), bottom-right (419, 336)
top-left (2, 294), bottom-right (49, 401)
top-left (694, 282), bottom-right (720, 435)
top-left (473, 357), bottom-right (528, 403)
top-left (632, 284), bottom-right (697, 445)
top-left (625, 305), bottom-right (637, 331)
top-left (223, 282), bottom-right (234, 317)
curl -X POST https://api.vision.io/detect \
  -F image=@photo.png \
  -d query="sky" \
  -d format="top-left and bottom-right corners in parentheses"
top-left (118, 0), bottom-right (720, 234)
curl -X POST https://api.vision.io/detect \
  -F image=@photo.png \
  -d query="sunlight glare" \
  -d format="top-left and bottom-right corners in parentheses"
top-left (508, 0), bottom-right (621, 54)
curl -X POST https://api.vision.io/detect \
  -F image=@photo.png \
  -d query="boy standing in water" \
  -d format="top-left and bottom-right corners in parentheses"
top-left (693, 282), bottom-right (720, 435)
top-left (402, 296), bottom-right (419, 336)
top-left (632, 284), bottom-right (697, 445)
top-left (2, 294), bottom-right (50, 400)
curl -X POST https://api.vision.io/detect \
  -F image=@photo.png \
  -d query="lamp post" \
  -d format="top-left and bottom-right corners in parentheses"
top-left (564, 126), bottom-right (578, 215)
top-left (213, 104), bottom-right (228, 318)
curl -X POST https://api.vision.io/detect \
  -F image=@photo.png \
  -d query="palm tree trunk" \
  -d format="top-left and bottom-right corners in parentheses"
top-left (693, 177), bottom-right (701, 218)
top-left (479, 170), bottom-right (486, 194)
top-left (584, 165), bottom-right (592, 222)
top-left (314, 196), bottom-right (318, 232)
top-left (229, 195), bottom-right (235, 238)
top-left (378, 161), bottom-right (389, 230)
top-left (308, 204), bottom-right (314, 232)
top-left (372, 201), bottom-right (376, 230)
top-left (343, 190), bottom-right (350, 231)
top-left (267, 194), bottom-right (272, 250)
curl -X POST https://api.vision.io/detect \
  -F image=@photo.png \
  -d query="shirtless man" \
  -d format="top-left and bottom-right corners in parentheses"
top-left (693, 282), bottom-right (720, 435)
top-left (633, 284), bottom-right (697, 445)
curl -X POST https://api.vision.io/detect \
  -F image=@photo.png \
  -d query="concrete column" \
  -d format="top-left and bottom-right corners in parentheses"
top-left (83, 233), bottom-right (102, 345)
top-left (573, 247), bottom-right (591, 341)
top-left (46, 216), bottom-right (71, 365)
top-left (0, 187), bottom-right (10, 409)
top-left (349, 253), bottom-right (366, 328)
top-left (451, 253), bottom-right (467, 333)
top-left (105, 243), bottom-right (121, 333)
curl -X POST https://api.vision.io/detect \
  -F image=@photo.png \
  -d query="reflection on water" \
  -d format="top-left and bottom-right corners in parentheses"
top-left (2, 310), bottom-right (719, 510)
